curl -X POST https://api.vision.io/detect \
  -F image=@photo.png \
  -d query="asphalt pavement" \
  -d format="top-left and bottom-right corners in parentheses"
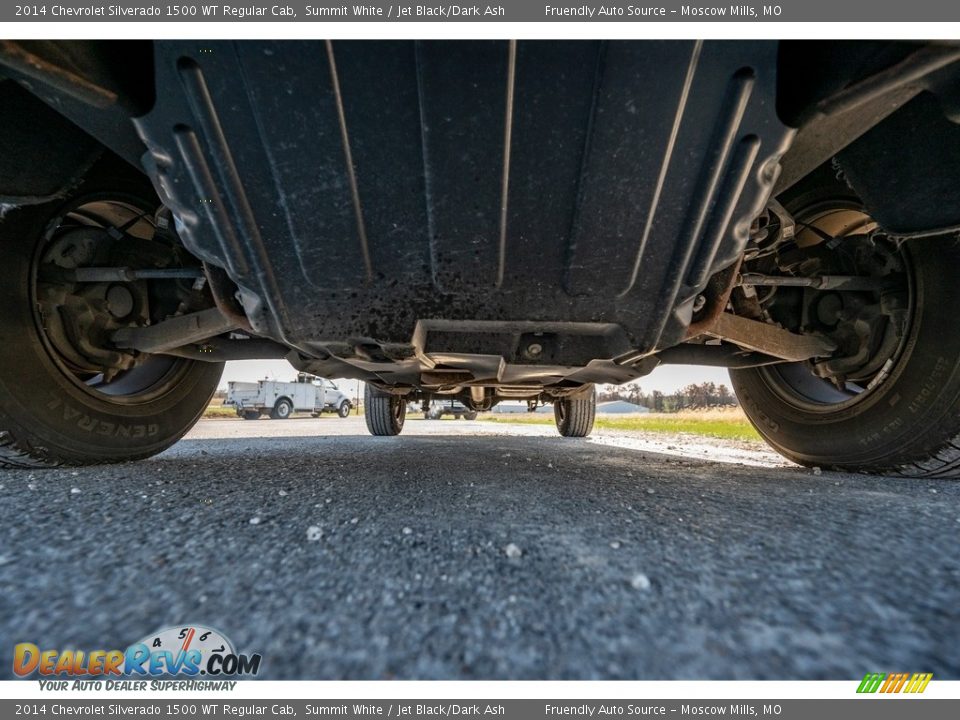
top-left (1, 416), bottom-right (958, 679)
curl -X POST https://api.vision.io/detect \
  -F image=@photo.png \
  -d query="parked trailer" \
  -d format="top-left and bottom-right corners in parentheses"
top-left (224, 374), bottom-right (352, 420)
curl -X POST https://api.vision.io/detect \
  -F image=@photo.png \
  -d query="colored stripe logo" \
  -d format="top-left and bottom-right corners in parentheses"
top-left (857, 672), bottom-right (932, 694)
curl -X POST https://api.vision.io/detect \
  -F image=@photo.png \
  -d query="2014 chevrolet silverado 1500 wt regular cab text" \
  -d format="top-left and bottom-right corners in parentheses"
top-left (2, 40), bottom-right (960, 476)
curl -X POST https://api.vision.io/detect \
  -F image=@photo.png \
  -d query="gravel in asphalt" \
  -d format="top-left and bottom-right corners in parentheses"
top-left (1, 418), bottom-right (958, 679)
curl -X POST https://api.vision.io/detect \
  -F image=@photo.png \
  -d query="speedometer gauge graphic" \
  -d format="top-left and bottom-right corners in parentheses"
top-left (129, 624), bottom-right (235, 674)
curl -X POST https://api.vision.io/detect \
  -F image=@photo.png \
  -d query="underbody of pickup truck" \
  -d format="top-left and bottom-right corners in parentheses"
top-left (2, 40), bottom-right (960, 474)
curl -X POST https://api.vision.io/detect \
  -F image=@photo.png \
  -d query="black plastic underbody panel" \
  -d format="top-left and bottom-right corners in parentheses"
top-left (135, 41), bottom-right (793, 386)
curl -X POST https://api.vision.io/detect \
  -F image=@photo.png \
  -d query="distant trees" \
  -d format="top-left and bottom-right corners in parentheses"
top-left (597, 381), bottom-right (738, 412)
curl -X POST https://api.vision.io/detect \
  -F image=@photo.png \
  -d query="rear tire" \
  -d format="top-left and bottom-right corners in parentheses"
top-left (554, 389), bottom-right (596, 437)
top-left (464, 412), bottom-right (478, 421)
top-left (732, 231), bottom-right (960, 477)
top-left (242, 411), bottom-right (260, 421)
top-left (364, 384), bottom-right (405, 436)
top-left (0, 161), bottom-right (224, 467)
top-left (271, 398), bottom-right (293, 420)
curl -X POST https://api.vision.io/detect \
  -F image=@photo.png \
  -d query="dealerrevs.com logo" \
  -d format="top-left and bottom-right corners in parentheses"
top-left (13, 625), bottom-right (262, 679)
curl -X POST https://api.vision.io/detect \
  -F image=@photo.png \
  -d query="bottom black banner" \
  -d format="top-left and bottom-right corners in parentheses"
top-left (4, 700), bottom-right (959, 720)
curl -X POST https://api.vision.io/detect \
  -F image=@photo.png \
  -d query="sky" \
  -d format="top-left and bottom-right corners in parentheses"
top-left (219, 359), bottom-right (732, 395)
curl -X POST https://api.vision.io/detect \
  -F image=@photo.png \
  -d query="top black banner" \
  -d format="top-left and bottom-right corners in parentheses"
top-left (5, 0), bottom-right (960, 22)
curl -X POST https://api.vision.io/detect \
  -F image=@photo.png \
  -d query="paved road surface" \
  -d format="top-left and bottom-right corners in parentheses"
top-left (1, 417), bottom-right (958, 679)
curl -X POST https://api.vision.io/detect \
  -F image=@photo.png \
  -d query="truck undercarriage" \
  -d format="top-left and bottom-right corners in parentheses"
top-left (3, 40), bottom-right (960, 473)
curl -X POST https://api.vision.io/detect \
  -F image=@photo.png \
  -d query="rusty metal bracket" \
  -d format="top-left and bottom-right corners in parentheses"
top-left (111, 308), bottom-right (238, 354)
top-left (686, 258), bottom-right (743, 339)
top-left (700, 313), bottom-right (836, 362)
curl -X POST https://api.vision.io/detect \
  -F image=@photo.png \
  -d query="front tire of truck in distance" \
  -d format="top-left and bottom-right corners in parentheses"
top-left (554, 389), bottom-right (596, 437)
top-left (0, 165), bottom-right (224, 468)
top-left (364, 384), bottom-right (405, 436)
top-left (337, 400), bottom-right (351, 418)
top-left (464, 412), bottom-right (478, 421)
top-left (731, 234), bottom-right (960, 478)
top-left (271, 398), bottom-right (293, 420)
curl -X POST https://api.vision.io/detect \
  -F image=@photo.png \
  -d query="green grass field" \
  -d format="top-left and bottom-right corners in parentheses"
top-left (481, 409), bottom-right (761, 441)
top-left (202, 404), bottom-right (355, 419)
top-left (203, 404), bottom-right (239, 419)
top-left (203, 401), bottom-right (760, 441)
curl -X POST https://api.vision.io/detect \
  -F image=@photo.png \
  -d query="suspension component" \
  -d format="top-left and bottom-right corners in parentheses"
top-left (739, 272), bottom-right (884, 291)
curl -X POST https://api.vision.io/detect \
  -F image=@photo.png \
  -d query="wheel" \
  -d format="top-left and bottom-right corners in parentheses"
top-left (242, 410), bottom-right (260, 421)
top-left (364, 384), bottom-right (405, 436)
top-left (271, 398), bottom-right (293, 420)
top-left (423, 412), bottom-right (431, 420)
top-left (464, 412), bottom-right (478, 421)
top-left (337, 400), bottom-right (351, 418)
top-left (454, 414), bottom-right (462, 420)
top-left (731, 192), bottom-right (960, 477)
top-left (554, 389), bottom-right (596, 437)
top-left (0, 158), bottom-right (224, 467)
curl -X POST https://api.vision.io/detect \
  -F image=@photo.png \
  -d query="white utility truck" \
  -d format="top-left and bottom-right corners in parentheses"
top-left (224, 374), bottom-right (352, 420)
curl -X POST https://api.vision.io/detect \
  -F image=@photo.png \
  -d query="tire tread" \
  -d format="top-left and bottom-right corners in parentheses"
top-left (364, 385), bottom-right (404, 436)
top-left (555, 391), bottom-right (596, 437)
top-left (0, 429), bottom-right (62, 468)
top-left (895, 437), bottom-right (960, 478)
